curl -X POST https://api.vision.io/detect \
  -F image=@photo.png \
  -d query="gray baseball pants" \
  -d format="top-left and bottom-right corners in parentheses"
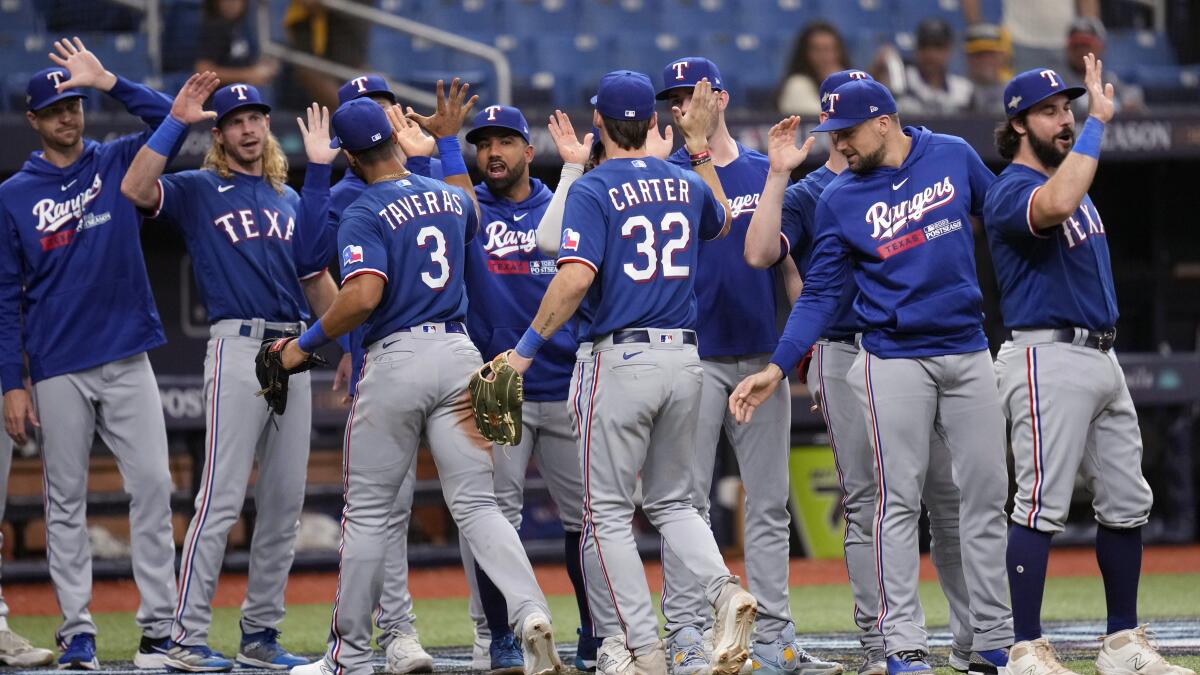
top-left (32, 353), bottom-right (177, 644)
top-left (173, 321), bottom-right (311, 645)
top-left (661, 353), bottom-right (792, 643)
top-left (321, 326), bottom-right (549, 675)
top-left (377, 463), bottom-right (419, 645)
top-left (847, 349), bottom-right (1013, 655)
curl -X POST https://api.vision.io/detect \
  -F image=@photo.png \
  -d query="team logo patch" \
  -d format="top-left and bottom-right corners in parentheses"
top-left (561, 228), bottom-right (580, 251)
top-left (342, 244), bottom-right (364, 266)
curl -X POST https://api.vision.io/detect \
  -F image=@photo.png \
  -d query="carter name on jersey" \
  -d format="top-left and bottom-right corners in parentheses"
top-left (608, 176), bottom-right (691, 212)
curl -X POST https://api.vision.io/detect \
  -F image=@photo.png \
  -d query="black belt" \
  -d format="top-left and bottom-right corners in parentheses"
top-left (1046, 327), bottom-right (1116, 352)
top-left (238, 323), bottom-right (300, 340)
top-left (399, 321), bottom-right (467, 334)
top-left (612, 329), bottom-right (697, 346)
top-left (823, 334), bottom-right (858, 345)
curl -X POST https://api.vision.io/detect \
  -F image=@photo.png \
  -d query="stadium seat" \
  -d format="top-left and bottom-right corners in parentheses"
top-left (893, 0), bottom-right (967, 33)
top-left (160, 0), bottom-right (201, 73)
top-left (661, 0), bottom-right (739, 34)
top-left (580, 0), bottom-right (663, 36)
top-left (532, 32), bottom-right (612, 107)
top-left (736, 0), bottom-right (818, 38)
top-left (1134, 64), bottom-right (1200, 107)
top-left (502, 0), bottom-right (582, 37)
top-left (1106, 30), bottom-right (1177, 70)
top-left (0, 0), bottom-right (41, 29)
top-left (816, 0), bottom-right (897, 36)
top-left (413, 0), bottom-right (502, 34)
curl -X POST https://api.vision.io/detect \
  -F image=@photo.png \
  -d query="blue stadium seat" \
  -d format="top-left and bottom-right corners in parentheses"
top-left (581, 0), bottom-right (663, 36)
top-left (532, 32), bottom-right (613, 107)
top-left (1, 0), bottom-right (41, 29)
top-left (736, 0), bottom-right (819, 37)
top-left (369, 28), bottom-right (420, 76)
top-left (1134, 64), bottom-right (1200, 106)
top-left (1106, 30), bottom-right (1177, 70)
top-left (816, 0), bottom-right (897, 36)
top-left (698, 31), bottom-right (782, 97)
top-left (893, 0), bottom-right (967, 33)
top-left (661, 0), bottom-right (739, 34)
top-left (161, 0), bottom-right (201, 73)
top-left (413, 0), bottom-right (502, 34)
top-left (503, 0), bottom-right (582, 37)
top-left (611, 32), bottom-right (698, 80)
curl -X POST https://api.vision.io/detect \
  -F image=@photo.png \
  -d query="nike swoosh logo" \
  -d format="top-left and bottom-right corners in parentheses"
top-left (218, 185), bottom-right (235, 193)
top-left (622, 351), bottom-right (642, 360)
top-left (892, 177), bottom-right (909, 190)
top-left (513, 213), bottom-right (528, 221)
top-left (382, 339), bottom-right (401, 349)
top-left (61, 179), bottom-right (77, 191)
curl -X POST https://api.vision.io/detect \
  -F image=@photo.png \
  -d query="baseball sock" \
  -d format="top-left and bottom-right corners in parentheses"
top-left (1007, 523), bottom-right (1052, 643)
top-left (475, 562), bottom-right (512, 640)
top-left (1096, 524), bottom-right (1141, 635)
top-left (564, 531), bottom-right (594, 638)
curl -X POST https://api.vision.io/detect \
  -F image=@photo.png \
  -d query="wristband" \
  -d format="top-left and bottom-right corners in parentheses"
top-left (147, 115), bottom-right (188, 157)
top-left (337, 334), bottom-right (351, 352)
top-left (297, 320), bottom-right (332, 353)
top-left (689, 149), bottom-right (711, 163)
top-left (691, 155), bottom-right (712, 167)
top-left (514, 326), bottom-right (547, 360)
top-left (1073, 117), bottom-right (1104, 160)
top-left (436, 136), bottom-right (468, 176)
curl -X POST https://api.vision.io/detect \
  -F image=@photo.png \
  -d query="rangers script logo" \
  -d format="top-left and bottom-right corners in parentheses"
top-left (484, 220), bottom-right (537, 258)
top-left (866, 176), bottom-right (955, 240)
top-left (33, 174), bottom-right (103, 232)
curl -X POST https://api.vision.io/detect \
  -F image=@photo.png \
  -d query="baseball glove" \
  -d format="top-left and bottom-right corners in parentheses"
top-left (254, 337), bottom-right (328, 415)
top-left (468, 351), bottom-right (524, 446)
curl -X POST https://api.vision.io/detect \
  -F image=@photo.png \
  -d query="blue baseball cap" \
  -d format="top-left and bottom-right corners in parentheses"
top-left (1002, 68), bottom-right (1086, 117)
top-left (330, 98), bottom-right (393, 152)
top-left (465, 105), bottom-right (531, 144)
top-left (811, 79), bottom-right (897, 133)
top-left (26, 67), bottom-right (85, 112)
top-left (819, 69), bottom-right (873, 114)
top-left (338, 74), bottom-right (396, 106)
top-left (590, 70), bottom-right (656, 121)
top-left (655, 57), bottom-right (724, 99)
top-left (213, 83), bottom-right (271, 125)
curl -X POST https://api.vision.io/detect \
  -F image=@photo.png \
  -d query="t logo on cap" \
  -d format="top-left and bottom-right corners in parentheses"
top-left (47, 70), bottom-right (65, 88)
top-left (351, 76), bottom-right (370, 93)
top-left (1040, 69), bottom-right (1061, 88)
top-left (671, 61), bottom-right (689, 81)
top-left (485, 105), bottom-right (502, 121)
top-left (827, 93), bottom-right (840, 113)
top-left (231, 84), bottom-right (249, 101)
top-left (849, 70), bottom-right (869, 80)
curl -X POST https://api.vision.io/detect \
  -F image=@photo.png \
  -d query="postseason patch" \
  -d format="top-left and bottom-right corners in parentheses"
top-left (342, 244), bottom-right (364, 266)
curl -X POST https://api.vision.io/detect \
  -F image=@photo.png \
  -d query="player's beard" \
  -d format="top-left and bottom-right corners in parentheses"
top-left (1028, 125), bottom-right (1074, 169)
top-left (848, 143), bottom-right (887, 174)
top-left (484, 156), bottom-right (527, 197)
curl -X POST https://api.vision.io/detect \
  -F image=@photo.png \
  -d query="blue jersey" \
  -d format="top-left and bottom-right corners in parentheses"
top-left (466, 179), bottom-right (577, 401)
top-left (153, 163), bottom-right (332, 323)
top-left (0, 77), bottom-right (173, 391)
top-left (667, 144), bottom-right (778, 357)
top-left (337, 174), bottom-right (478, 345)
top-left (780, 165), bottom-right (863, 337)
top-left (559, 157), bottom-right (724, 341)
top-left (771, 127), bottom-right (995, 372)
top-left (983, 163), bottom-right (1118, 330)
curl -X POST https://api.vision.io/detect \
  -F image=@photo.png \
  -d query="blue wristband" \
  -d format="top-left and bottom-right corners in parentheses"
top-left (337, 334), bottom-right (351, 352)
top-left (1073, 117), bottom-right (1104, 160)
top-left (147, 115), bottom-right (188, 157)
top-left (297, 320), bottom-right (332, 353)
top-left (436, 136), bottom-right (468, 177)
top-left (514, 327), bottom-right (547, 360)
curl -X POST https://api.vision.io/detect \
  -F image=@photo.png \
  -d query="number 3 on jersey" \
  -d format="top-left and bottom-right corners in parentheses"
top-left (417, 225), bottom-right (449, 290)
top-left (621, 212), bottom-right (690, 282)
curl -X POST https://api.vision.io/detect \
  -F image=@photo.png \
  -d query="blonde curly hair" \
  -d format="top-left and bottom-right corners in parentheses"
top-left (202, 130), bottom-right (288, 194)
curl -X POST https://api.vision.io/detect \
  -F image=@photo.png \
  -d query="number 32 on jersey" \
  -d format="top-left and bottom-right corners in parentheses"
top-left (622, 212), bottom-right (691, 282)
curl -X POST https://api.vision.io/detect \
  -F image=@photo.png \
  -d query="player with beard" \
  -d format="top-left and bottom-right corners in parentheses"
top-left (458, 105), bottom-right (600, 673)
top-left (983, 57), bottom-right (1187, 675)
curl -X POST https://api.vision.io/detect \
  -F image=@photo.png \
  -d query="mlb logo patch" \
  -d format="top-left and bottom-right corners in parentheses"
top-left (659, 334), bottom-right (674, 343)
top-left (561, 228), bottom-right (580, 251)
top-left (342, 244), bottom-right (364, 266)
top-left (421, 325), bottom-right (437, 333)
top-left (632, 160), bottom-right (646, 168)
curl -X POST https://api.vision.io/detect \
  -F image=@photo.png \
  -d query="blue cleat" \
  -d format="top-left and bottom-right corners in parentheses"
top-left (237, 628), bottom-right (309, 670)
top-left (489, 631), bottom-right (524, 675)
top-left (886, 651), bottom-right (933, 675)
top-left (967, 649), bottom-right (1009, 675)
top-left (57, 634), bottom-right (99, 670)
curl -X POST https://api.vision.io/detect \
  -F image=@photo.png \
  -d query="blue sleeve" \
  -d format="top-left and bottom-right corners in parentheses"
top-left (557, 184), bottom-right (604, 271)
top-left (337, 210), bottom-right (389, 284)
top-left (462, 187), bottom-right (479, 243)
top-left (982, 172), bottom-right (1047, 241)
top-left (104, 76), bottom-right (180, 166)
top-left (0, 207), bottom-right (25, 392)
top-left (405, 156), bottom-right (434, 178)
top-left (294, 163), bottom-right (334, 278)
top-left (963, 142), bottom-right (996, 217)
top-left (153, 172), bottom-right (192, 225)
top-left (769, 197), bottom-right (850, 373)
top-left (780, 183), bottom-right (812, 265)
top-left (696, 178), bottom-right (724, 241)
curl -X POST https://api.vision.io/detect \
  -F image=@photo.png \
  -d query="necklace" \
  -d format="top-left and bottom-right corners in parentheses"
top-left (372, 170), bottom-right (411, 184)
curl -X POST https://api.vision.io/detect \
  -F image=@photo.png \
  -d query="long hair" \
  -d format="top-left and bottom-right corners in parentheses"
top-left (202, 131), bottom-right (288, 193)
top-left (994, 113), bottom-right (1025, 161)
top-left (775, 21), bottom-right (849, 105)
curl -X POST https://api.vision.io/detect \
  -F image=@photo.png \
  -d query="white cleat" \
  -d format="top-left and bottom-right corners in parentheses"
top-left (0, 629), bottom-right (55, 667)
top-left (1007, 639), bottom-right (1078, 675)
top-left (473, 633), bottom-right (492, 671)
top-left (386, 631), bottom-right (434, 674)
top-left (520, 613), bottom-right (562, 675)
top-left (1096, 626), bottom-right (1196, 675)
top-left (711, 582), bottom-right (758, 675)
top-left (631, 641), bottom-right (669, 675)
top-left (596, 636), bottom-right (634, 675)
top-left (289, 659), bottom-right (335, 675)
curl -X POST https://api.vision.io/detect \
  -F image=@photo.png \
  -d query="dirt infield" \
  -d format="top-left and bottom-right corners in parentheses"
top-left (6, 544), bottom-right (1198, 617)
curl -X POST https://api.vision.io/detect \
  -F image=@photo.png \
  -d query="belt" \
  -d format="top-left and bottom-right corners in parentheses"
top-left (823, 334), bottom-right (858, 345)
top-left (399, 321), bottom-right (467, 335)
top-left (238, 323), bottom-right (300, 340)
top-left (1049, 327), bottom-right (1116, 352)
top-left (612, 329), bottom-right (697, 346)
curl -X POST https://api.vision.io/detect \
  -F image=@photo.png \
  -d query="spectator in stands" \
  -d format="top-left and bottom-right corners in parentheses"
top-left (893, 18), bottom-right (974, 116)
top-left (776, 21), bottom-right (850, 117)
top-left (962, 0), bottom-right (1099, 73)
top-left (1061, 16), bottom-right (1146, 114)
top-left (965, 23), bottom-right (1013, 113)
top-left (195, 0), bottom-right (279, 88)
top-left (283, 0), bottom-right (372, 110)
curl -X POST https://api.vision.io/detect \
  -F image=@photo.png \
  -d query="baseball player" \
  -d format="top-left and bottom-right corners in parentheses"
top-left (654, 57), bottom-right (838, 675)
top-left (503, 70), bottom-right (757, 675)
top-left (0, 37), bottom-right (180, 670)
top-left (460, 103), bottom-right (610, 673)
top-left (120, 80), bottom-right (338, 671)
top-left (729, 79), bottom-right (1014, 675)
top-left (984, 57), bottom-right (1191, 675)
top-left (322, 74), bottom-right (445, 675)
top-left (744, 70), bottom-right (977, 675)
top-left (279, 84), bottom-right (561, 675)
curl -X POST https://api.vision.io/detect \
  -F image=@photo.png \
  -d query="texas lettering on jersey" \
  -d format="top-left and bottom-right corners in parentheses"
top-left (1058, 200), bottom-right (1105, 248)
top-left (213, 208), bottom-right (295, 244)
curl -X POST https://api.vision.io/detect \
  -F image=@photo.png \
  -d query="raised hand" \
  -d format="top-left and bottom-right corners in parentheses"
top-left (728, 366), bottom-right (784, 424)
top-left (1083, 52), bottom-right (1115, 123)
top-left (170, 71), bottom-right (220, 124)
top-left (392, 106), bottom-right (436, 157)
top-left (671, 77), bottom-right (718, 151)
top-left (766, 116), bottom-right (816, 174)
top-left (297, 102), bottom-right (340, 164)
top-left (405, 78), bottom-right (479, 139)
top-left (646, 123), bottom-right (675, 160)
top-left (49, 36), bottom-right (117, 91)
top-left (547, 110), bottom-right (592, 165)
